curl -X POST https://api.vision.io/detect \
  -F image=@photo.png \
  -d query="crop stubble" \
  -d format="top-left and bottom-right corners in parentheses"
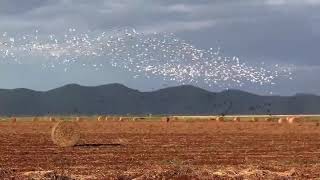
top-left (0, 120), bottom-right (320, 179)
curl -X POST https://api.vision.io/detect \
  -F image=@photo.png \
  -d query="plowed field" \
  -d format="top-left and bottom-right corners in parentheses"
top-left (1, 120), bottom-right (320, 179)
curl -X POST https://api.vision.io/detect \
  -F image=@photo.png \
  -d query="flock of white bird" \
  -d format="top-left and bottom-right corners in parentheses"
top-left (0, 28), bottom-right (293, 88)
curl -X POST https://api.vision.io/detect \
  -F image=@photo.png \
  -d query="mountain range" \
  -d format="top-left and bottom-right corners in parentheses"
top-left (0, 83), bottom-right (319, 116)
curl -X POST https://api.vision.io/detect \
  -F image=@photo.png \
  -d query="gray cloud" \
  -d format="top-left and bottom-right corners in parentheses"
top-left (0, 0), bottom-right (319, 95)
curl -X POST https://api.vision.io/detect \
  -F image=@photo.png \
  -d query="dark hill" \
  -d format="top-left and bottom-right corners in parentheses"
top-left (0, 84), bottom-right (319, 116)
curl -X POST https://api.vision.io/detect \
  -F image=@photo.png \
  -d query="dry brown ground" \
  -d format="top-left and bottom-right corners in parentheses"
top-left (1, 120), bottom-right (320, 179)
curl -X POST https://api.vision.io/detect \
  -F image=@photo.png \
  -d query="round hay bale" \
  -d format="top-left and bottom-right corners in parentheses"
top-left (209, 118), bottom-right (216, 121)
top-left (287, 117), bottom-right (300, 124)
top-left (32, 117), bottom-right (39, 122)
top-left (251, 117), bottom-right (258, 122)
top-left (11, 117), bottom-right (17, 123)
top-left (119, 117), bottom-right (124, 122)
top-left (162, 117), bottom-right (170, 122)
top-left (216, 116), bottom-right (224, 122)
top-left (49, 117), bottom-right (56, 122)
top-left (97, 116), bottom-right (104, 121)
top-left (75, 117), bottom-right (83, 122)
top-left (233, 117), bottom-right (240, 122)
top-left (278, 118), bottom-right (286, 124)
top-left (265, 117), bottom-right (273, 122)
top-left (51, 121), bottom-right (81, 147)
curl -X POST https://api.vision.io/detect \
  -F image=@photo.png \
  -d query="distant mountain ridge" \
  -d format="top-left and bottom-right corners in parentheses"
top-left (0, 83), bottom-right (319, 116)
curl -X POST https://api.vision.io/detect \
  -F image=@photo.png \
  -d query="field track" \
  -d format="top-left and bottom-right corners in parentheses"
top-left (1, 119), bottom-right (320, 179)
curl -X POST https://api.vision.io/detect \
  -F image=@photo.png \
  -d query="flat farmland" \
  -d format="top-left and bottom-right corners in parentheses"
top-left (1, 119), bottom-right (320, 179)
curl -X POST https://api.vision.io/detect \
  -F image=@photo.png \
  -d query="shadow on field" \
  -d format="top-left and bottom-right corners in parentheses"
top-left (75, 143), bottom-right (123, 147)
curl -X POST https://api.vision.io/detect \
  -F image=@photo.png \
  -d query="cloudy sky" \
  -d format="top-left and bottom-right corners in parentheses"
top-left (0, 0), bottom-right (319, 95)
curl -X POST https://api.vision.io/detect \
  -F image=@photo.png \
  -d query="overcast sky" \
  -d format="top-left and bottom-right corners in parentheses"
top-left (0, 0), bottom-right (319, 95)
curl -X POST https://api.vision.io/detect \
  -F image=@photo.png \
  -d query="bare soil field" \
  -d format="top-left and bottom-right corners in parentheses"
top-left (1, 119), bottom-right (320, 179)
